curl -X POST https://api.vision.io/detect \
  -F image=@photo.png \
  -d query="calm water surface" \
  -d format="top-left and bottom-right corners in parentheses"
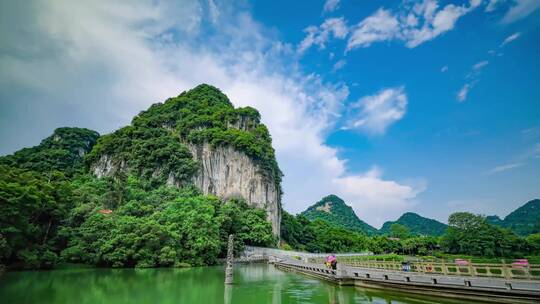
top-left (0, 264), bottom-right (482, 304)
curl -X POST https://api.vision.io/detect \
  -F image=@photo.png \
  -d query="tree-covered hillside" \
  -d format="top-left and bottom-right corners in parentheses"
top-left (0, 84), bottom-right (279, 270)
top-left (280, 211), bottom-right (369, 253)
top-left (301, 195), bottom-right (378, 235)
top-left (488, 199), bottom-right (540, 236)
top-left (379, 212), bottom-right (448, 236)
top-left (0, 127), bottom-right (99, 176)
top-left (87, 84), bottom-right (281, 187)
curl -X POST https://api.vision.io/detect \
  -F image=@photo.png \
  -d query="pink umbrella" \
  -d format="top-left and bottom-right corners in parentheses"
top-left (326, 255), bottom-right (337, 263)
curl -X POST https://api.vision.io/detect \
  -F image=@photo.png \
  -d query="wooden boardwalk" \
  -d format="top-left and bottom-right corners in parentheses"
top-left (274, 259), bottom-right (540, 303)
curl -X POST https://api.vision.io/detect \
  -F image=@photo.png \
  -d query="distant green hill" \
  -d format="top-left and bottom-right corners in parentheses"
top-left (380, 212), bottom-right (447, 236)
top-left (488, 199), bottom-right (540, 236)
top-left (486, 215), bottom-right (504, 226)
top-left (301, 195), bottom-right (378, 235)
top-left (0, 127), bottom-right (99, 175)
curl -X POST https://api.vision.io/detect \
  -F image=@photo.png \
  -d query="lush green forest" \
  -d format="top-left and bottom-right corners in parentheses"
top-left (301, 195), bottom-right (378, 235)
top-left (379, 212), bottom-right (448, 236)
top-left (486, 199), bottom-right (540, 236)
top-left (0, 127), bottom-right (99, 176)
top-left (281, 209), bottom-right (540, 258)
top-left (286, 195), bottom-right (540, 258)
top-left (0, 85), bottom-right (278, 270)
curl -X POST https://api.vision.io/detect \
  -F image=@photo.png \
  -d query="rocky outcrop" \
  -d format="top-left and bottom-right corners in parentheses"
top-left (184, 143), bottom-right (281, 236)
top-left (91, 154), bottom-right (127, 178)
top-left (90, 142), bottom-right (281, 236)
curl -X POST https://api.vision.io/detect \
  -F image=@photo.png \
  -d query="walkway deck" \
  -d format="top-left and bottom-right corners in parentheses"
top-left (274, 259), bottom-right (540, 303)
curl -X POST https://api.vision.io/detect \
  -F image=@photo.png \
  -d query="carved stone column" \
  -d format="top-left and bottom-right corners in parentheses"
top-left (225, 234), bottom-right (234, 284)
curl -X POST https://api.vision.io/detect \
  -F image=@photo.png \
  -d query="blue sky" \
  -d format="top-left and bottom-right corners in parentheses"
top-left (1, 0), bottom-right (539, 227)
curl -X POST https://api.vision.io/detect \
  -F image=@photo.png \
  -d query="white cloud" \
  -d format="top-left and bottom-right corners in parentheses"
top-left (472, 60), bottom-right (489, 71)
top-left (502, 0), bottom-right (540, 23)
top-left (500, 32), bottom-right (521, 46)
top-left (441, 65), bottom-right (448, 72)
top-left (333, 166), bottom-right (425, 227)
top-left (347, 0), bottom-right (480, 50)
top-left (333, 59), bottom-right (346, 71)
top-left (298, 17), bottom-right (348, 54)
top-left (207, 0), bottom-right (220, 24)
top-left (0, 0), bottom-right (423, 227)
top-left (347, 9), bottom-right (399, 49)
top-left (489, 162), bottom-right (524, 174)
top-left (458, 60), bottom-right (489, 102)
top-left (403, 0), bottom-right (481, 48)
top-left (323, 0), bottom-right (340, 13)
top-left (345, 87), bottom-right (408, 135)
top-left (457, 83), bottom-right (471, 102)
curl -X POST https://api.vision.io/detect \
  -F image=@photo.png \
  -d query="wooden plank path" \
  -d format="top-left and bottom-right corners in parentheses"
top-left (273, 259), bottom-right (540, 304)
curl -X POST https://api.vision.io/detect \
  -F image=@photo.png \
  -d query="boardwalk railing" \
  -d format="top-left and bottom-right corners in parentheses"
top-left (308, 257), bottom-right (540, 280)
top-left (274, 259), bottom-right (540, 303)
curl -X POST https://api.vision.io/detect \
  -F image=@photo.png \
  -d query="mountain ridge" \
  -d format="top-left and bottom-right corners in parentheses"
top-left (301, 194), bottom-right (378, 235)
top-left (379, 212), bottom-right (448, 236)
top-left (487, 199), bottom-right (540, 236)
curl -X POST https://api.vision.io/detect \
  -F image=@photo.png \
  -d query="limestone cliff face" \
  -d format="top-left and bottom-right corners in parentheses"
top-left (184, 143), bottom-right (281, 236)
top-left (90, 142), bottom-right (281, 236)
top-left (91, 154), bottom-right (126, 178)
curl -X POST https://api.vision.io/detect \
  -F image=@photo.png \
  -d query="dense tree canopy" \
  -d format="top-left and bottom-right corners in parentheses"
top-left (0, 169), bottom-right (276, 269)
top-left (380, 212), bottom-right (448, 237)
top-left (0, 127), bottom-right (99, 176)
top-left (301, 195), bottom-right (378, 235)
top-left (487, 200), bottom-right (540, 236)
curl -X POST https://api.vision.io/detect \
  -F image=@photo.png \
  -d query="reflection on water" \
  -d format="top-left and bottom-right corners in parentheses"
top-left (0, 264), bottom-right (482, 304)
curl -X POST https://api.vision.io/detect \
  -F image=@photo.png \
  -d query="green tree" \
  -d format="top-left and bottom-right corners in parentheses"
top-left (390, 223), bottom-right (410, 239)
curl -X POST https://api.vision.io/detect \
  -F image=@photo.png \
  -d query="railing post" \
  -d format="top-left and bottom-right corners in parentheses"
top-left (442, 259), bottom-right (447, 275)
top-left (503, 262), bottom-right (511, 280)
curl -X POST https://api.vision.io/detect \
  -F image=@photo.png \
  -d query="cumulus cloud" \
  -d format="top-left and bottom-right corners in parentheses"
top-left (345, 87), bottom-right (408, 135)
top-left (502, 0), bottom-right (540, 23)
top-left (0, 0), bottom-right (423, 227)
top-left (333, 166), bottom-right (425, 226)
top-left (298, 17), bottom-right (348, 54)
top-left (347, 0), bottom-right (481, 50)
top-left (500, 32), bottom-right (521, 46)
top-left (347, 9), bottom-right (400, 49)
top-left (323, 0), bottom-right (340, 13)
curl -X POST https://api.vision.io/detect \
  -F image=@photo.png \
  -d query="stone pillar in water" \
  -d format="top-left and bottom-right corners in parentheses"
top-left (225, 234), bottom-right (234, 284)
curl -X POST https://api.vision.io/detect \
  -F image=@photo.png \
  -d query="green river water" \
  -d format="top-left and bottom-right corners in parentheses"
top-left (0, 264), bottom-right (481, 304)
